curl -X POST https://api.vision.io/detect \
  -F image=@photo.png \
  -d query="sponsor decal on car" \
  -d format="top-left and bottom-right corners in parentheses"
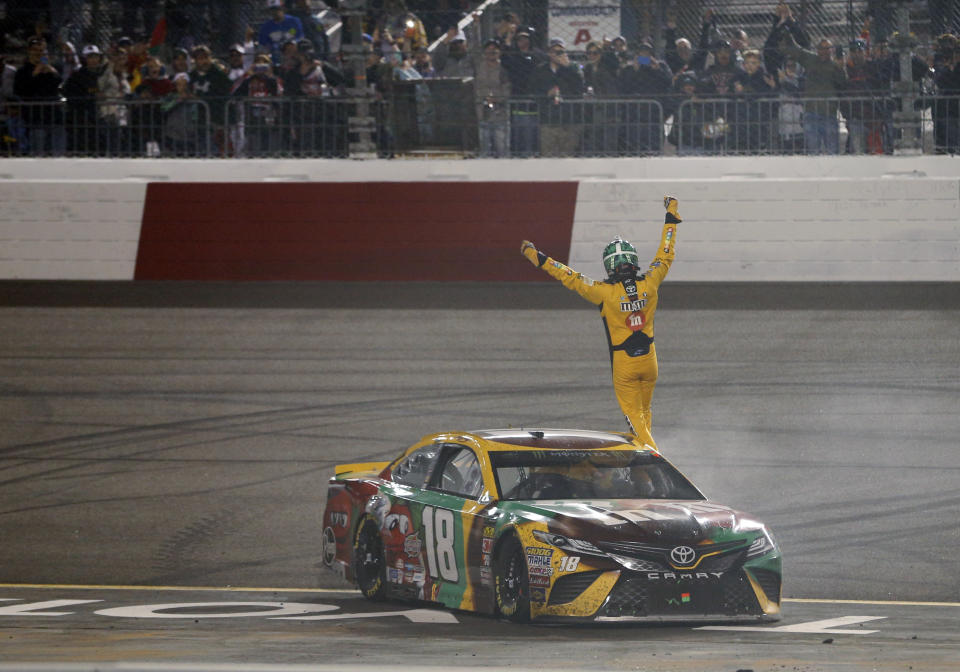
top-left (526, 547), bottom-right (554, 576)
top-left (647, 572), bottom-right (723, 580)
top-left (329, 512), bottom-right (348, 528)
top-left (529, 574), bottom-right (551, 587)
top-left (530, 588), bottom-right (547, 603)
top-left (404, 532), bottom-right (423, 557)
top-left (481, 537), bottom-right (493, 553)
top-left (526, 547), bottom-right (552, 557)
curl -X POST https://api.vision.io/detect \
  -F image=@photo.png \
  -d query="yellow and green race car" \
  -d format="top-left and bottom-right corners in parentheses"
top-left (321, 429), bottom-right (781, 623)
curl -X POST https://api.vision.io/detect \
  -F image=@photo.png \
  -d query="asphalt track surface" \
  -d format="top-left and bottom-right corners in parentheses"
top-left (1, 282), bottom-right (959, 671)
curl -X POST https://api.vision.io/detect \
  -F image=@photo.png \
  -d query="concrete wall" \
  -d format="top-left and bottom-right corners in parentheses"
top-left (0, 156), bottom-right (957, 281)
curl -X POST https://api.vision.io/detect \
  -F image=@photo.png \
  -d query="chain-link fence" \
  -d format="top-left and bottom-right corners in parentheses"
top-left (4, 92), bottom-right (958, 157)
top-left (2, 2), bottom-right (958, 60)
top-left (2, 1), bottom-right (958, 159)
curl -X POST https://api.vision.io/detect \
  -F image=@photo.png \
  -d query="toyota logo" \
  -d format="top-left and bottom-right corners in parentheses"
top-left (670, 545), bottom-right (696, 565)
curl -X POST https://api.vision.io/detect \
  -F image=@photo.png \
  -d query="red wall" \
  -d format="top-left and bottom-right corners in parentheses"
top-left (134, 182), bottom-right (577, 281)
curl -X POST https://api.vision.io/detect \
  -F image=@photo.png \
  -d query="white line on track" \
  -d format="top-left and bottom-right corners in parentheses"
top-left (0, 583), bottom-right (359, 594)
top-left (3, 583), bottom-right (959, 608)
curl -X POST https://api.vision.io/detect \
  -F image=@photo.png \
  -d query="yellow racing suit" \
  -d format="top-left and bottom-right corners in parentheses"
top-left (531, 221), bottom-right (676, 447)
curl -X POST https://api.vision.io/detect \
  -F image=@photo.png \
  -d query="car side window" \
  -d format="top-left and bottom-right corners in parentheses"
top-left (391, 445), bottom-right (439, 488)
top-left (434, 446), bottom-right (484, 499)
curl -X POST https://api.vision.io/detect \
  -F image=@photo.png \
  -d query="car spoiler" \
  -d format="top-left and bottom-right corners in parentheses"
top-left (333, 462), bottom-right (390, 480)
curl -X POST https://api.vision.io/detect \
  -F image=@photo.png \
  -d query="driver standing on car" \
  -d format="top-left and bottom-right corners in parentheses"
top-left (520, 197), bottom-right (681, 448)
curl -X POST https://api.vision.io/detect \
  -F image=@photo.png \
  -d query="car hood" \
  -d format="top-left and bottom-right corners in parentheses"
top-left (507, 498), bottom-right (765, 544)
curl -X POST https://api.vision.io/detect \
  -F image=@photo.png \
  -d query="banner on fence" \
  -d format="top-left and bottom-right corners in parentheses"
top-left (548, 0), bottom-right (621, 52)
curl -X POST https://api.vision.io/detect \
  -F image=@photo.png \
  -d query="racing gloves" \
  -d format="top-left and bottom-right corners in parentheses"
top-left (521, 240), bottom-right (548, 267)
top-left (664, 196), bottom-right (682, 224)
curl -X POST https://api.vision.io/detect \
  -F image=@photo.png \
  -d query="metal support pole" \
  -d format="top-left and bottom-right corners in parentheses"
top-left (339, 0), bottom-right (377, 159)
top-left (890, 2), bottom-right (921, 154)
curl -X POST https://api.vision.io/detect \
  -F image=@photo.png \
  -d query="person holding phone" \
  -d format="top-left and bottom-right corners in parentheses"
top-left (615, 41), bottom-right (672, 154)
top-left (13, 36), bottom-right (66, 155)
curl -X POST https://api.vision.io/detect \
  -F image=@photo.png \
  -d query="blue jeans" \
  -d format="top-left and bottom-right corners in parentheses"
top-left (28, 125), bottom-right (67, 156)
top-left (479, 120), bottom-right (508, 157)
top-left (803, 111), bottom-right (839, 154)
top-left (510, 112), bottom-right (538, 157)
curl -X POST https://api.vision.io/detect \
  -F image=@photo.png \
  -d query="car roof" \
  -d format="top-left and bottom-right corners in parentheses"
top-left (457, 428), bottom-right (643, 451)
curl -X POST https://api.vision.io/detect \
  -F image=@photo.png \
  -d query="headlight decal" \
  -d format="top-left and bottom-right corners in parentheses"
top-left (531, 529), bottom-right (607, 557)
top-left (745, 529), bottom-right (776, 558)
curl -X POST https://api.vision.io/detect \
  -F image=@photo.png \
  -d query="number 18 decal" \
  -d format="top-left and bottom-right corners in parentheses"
top-left (422, 506), bottom-right (459, 582)
top-left (558, 556), bottom-right (581, 572)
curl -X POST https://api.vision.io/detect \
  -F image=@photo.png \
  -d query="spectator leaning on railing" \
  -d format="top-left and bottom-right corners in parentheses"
top-left (580, 40), bottom-right (618, 157)
top-left (189, 44), bottom-right (232, 153)
top-left (616, 41), bottom-right (673, 155)
top-left (132, 56), bottom-right (172, 156)
top-left (232, 54), bottom-right (283, 156)
top-left (282, 37), bottom-right (346, 157)
top-left (13, 36), bottom-right (65, 155)
top-left (667, 70), bottom-right (708, 155)
top-left (162, 71), bottom-right (204, 156)
top-left (500, 27), bottom-right (543, 95)
top-left (500, 26), bottom-right (543, 157)
top-left (775, 55), bottom-right (806, 154)
top-left (98, 43), bottom-right (133, 155)
top-left (778, 32), bottom-right (847, 154)
top-left (530, 37), bottom-right (584, 158)
top-left (474, 38), bottom-right (511, 158)
top-left (842, 39), bottom-right (886, 154)
top-left (933, 44), bottom-right (960, 154)
top-left (63, 44), bottom-right (103, 155)
top-left (730, 48), bottom-right (776, 153)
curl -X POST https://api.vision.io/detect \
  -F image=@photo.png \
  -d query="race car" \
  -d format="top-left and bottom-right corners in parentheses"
top-left (321, 429), bottom-right (781, 623)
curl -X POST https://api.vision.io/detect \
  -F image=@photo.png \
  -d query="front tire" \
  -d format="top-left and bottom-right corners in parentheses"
top-left (494, 534), bottom-right (530, 622)
top-left (353, 516), bottom-right (385, 601)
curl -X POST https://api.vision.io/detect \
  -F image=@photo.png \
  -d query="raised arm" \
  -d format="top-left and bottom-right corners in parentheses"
top-left (521, 241), bottom-right (607, 304)
top-left (644, 197), bottom-right (681, 287)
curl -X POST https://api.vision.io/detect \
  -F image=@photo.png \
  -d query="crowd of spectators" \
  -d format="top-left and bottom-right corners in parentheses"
top-left (1, 1), bottom-right (959, 157)
top-left (0, 0), bottom-right (471, 156)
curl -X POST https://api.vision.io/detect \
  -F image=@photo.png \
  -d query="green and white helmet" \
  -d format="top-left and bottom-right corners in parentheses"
top-left (602, 235), bottom-right (639, 278)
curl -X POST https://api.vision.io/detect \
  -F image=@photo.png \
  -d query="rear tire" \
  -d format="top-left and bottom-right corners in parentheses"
top-left (353, 516), bottom-right (386, 601)
top-left (494, 534), bottom-right (530, 622)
